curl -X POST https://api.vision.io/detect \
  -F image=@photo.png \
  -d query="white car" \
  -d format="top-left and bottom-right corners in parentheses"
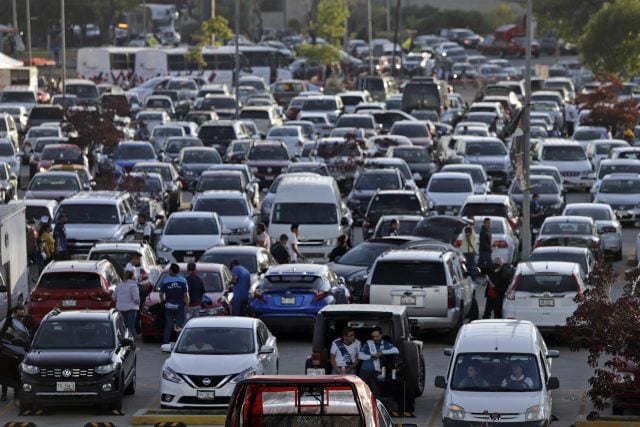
top-left (592, 159), bottom-right (640, 195)
top-left (455, 216), bottom-right (519, 265)
top-left (266, 125), bottom-right (306, 158)
top-left (562, 203), bottom-right (623, 260)
top-left (441, 164), bottom-right (491, 194)
top-left (191, 190), bottom-right (257, 245)
top-left (592, 173), bottom-right (640, 225)
top-left (0, 138), bottom-right (20, 174)
top-left (426, 172), bottom-right (474, 216)
top-left (503, 261), bottom-right (586, 330)
top-left (585, 139), bottom-right (629, 171)
top-left (156, 211), bottom-right (225, 262)
top-left (160, 317), bottom-right (279, 408)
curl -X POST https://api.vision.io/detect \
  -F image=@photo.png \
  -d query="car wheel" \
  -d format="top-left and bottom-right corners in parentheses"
top-left (401, 341), bottom-right (421, 399)
top-left (447, 309), bottom-right (463, 344)
top-left (124, 367), bottom-right (136, 395)
top-left (612, 404), bottom-right (624, 415)
top-left (415, 354), bottom-right (426, 397)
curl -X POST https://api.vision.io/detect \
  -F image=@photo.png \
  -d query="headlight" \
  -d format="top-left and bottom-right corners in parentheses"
top-left (446, 404), bottom-right (465, 420)
top-left (325, 238), bottom-right (337, 246)
top-left (351, 272), bottom-right (368, 282)
top-left (183, 169), bottom-right (195, 176)
top-left (162, 366), bottom-right (184, 384)
top-left (157, 243), bottom-right (172, 252)
top-left (230, 367), bottom-right (256, 384)
top-left (21, 364), bottom-right (39, 375)
top-left (525, 404), bottom-right (544, 421)
top-left (551, 202), bottom-right (563, 209)
top-left (95, 363), bottom-right (119, 374)
top-left (250, 167), bottom-right (258, 174)
top-left (615, 372), bottom-right (636, 383)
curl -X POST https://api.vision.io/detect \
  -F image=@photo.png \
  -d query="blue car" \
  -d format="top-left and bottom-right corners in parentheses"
top-left (249, 264), bottom-right (339, 330)
top-left (112, 140), bottom-right (157, 172)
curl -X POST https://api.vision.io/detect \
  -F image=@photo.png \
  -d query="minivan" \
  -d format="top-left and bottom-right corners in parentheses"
top-left (435, 319), bottom-right (560, 426)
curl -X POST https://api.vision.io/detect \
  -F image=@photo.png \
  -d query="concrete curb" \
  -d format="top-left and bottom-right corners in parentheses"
top-left (575, 415), bottom-right (640, 426)
top-left (130, 409), bottom-right (226, 425)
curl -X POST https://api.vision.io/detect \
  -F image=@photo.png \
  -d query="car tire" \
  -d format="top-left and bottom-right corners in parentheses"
top-left (124, 367), bottom-right (136, 395)
top-left (612, 405), bottom-right (624, 415)
top-left (401, 341), bottom-right (421, 395)
top-left (447, 309), bottom-right (463, 344)
top-left (415, 353), bottom-right (426, 397)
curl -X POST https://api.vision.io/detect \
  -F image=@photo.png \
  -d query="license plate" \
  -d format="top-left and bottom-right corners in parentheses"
top-left (539, 298), bottom-right (555, 307)
top-left (56, 381), bottom-right (75, 392)
top-left (197, 390), bottom-right (215, 400)
top-left (62, 299), bottom-right (76, 307)
top-left (281, 296), bottom-right (296, 304)
top-left (400, 296), bottom-right (416, 305)
top-left (306, 368), bottom-right (326, 376)
top-left (265, 175), bottom-right (275, 180)
top-left (445, 210), bottom-right (454, 215)
top-left (184, 256), bottom-right (195, 262)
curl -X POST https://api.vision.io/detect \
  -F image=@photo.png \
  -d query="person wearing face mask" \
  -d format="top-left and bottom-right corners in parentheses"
top-left (483, 256), bottom-right (513, 319)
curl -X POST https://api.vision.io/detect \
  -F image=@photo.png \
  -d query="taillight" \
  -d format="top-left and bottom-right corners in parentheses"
top-left (453, 239), bottom-right (462, 248)
top-left (591, 241), bottom-right (599, 250)
top-left (534, 240), bottom-right (542, 248)
top-left (509, 217), bottom-right (519, 229)
top-left (599, 226), bottom-right (617, 233)
top-left (362, 285), bottom-right (371, 304)
top-left (447, 287), bottom-right (456, 309)
top-left (253, 290), bottom-right (266, 302)
top-left (506, 274), bottom-right (521, 300)
top-left (493, 240), bottom-right (508, 248)
top-left (311, 352), bottom-right (321, 367)
top-left (572, 274), bottom-right (582, 294)
top-left (313, 291), bottom-right (327, 302)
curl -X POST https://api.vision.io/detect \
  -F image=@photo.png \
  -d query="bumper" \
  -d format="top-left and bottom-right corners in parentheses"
top-left (160, 378), bottom-right (234, 408)
top-left (443, 419), bottom-right (547, 427)
top-left (614, 209), bottom-right (640, 223)
top-left (19, 373), bottom-right (122, 406)
top-left (563, 176), bottom-right (594, 190)
top-left (601, 233), bottom-right (622, 252)
top-left (252, 313), bottom-right (317, 330)
top-left (299, 245), bottom-right (333, 262)
top-left (410, 307), bottom-right (462, 330)
top-left (223, 233), bottom-right (254, 245)
top-left (29, 300), bottom-right (114, 327)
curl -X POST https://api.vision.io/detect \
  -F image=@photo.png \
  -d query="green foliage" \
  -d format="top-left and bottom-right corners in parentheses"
top-left (534, 0), bottom-right (607, 41)
top-left (297, 43), bottom-right (342, 65)
top-left (579, 0), bottom-right (640, 76)
top-left (187, 16), bottom-right (234, 69)
top-left (310, 0), bottom-right (349, 47)
top-left (487, 4), bottom-right (519, 30)
top-left (400, 5), bottom-right (490, 37)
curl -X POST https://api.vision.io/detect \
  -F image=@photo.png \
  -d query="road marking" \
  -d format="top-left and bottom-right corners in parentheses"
top-left (427, 395), bottom-right (444, 427)
top-left (577, 389), bottom-right (588, 416)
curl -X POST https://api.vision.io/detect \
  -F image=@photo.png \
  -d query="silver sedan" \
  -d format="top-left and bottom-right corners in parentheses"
top-left (562, 203), bottom-right (623, 260)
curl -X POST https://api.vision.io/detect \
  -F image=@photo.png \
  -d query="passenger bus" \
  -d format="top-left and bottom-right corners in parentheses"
top-left (237, 45), bottom-right (292, 84)
top-left (77, 47), bottom-right (147, 85)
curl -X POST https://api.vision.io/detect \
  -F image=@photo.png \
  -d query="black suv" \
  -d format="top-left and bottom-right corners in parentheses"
top-left (305, 305), bottom-right (425, 412)
top-left (17, 309), bottom-right (136, 411)
top-left (362, 189), bottom-right (429, 240)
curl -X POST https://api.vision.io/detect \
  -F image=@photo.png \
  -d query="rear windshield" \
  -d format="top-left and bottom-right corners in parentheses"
top-left (465, 142), bottom-right (506, 156)
top-left (33, 321), bottom-right (113, 349)
top-left (461, 203), bottom-right (508, 218)
top-left (198, 175), bottom-right (242, 191)
top-left (540, 222), bottom-right (592, 235)
top-left (38, 272), bottom-right (101, 289)
top-left (30, 107), bottom-right (63, 120)
top-left (302, 99), bottom-right (338, 111)
top-left (56, 204), bottom-right (119, 224)
top-left (2, 91), bottom-right (36, 103)
top-left (444, 167), bottom-right (484, 183)
top-left (511, 179), bottom-right (558, 194)
top-left (599, 179), bottom-right (640, 193)
top-left (573, 129), bottom-right (606, 141)
top-left (262, 274), bottom-right (323, 290)
top-left (193, 198), bottom-right (248, 216)
top-left (529, 253), bottom-right (587, 273)
top-left (391, 124), bottom-right (428, 138)
top-left (563, 207), bottom-right (611, 221)
top-left (25, 206), bottom-right (51, 223)
top-left (355, 173), bottom-right (400, 190)
top-left (369, 194), bottom-right (421, 214)
top-left (29, 175), bottom-right (79, 190)
top-left (429, 178), bottom-right (472, 193)
top-left (247, 145), bottom-right (289, 161)
top-left (198, 253), bottom-right (257, 273)
top-left (182, 149), bottom-right (221, 164)
top-left (542, 146), bottom-right (586, 161)
top-left (165, 217), bottom-right (219, 235)
top-left (517, 274), bottom-right (578, 293)
top-left (371, 260), bottom-right (446, 286)
top-left (155, 271), bottom-right (222, 292)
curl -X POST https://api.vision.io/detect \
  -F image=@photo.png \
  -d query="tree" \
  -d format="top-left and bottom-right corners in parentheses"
top-left (487, 4), bottom-right (519, 29)
top-left (296, 43), bottom-right (341, 66)
top-left (187, 16), bottom-right (234, 68)
top-left (534, 0), bottom-right (607, 42)
top-left (579, 0), bottom-right (640, 76)
top-left (574, 74), bottom-right (640, 135)
top-left (309, 0), bottom-right (348, 47)
top-left (561, 263), bottom-right (640, 412)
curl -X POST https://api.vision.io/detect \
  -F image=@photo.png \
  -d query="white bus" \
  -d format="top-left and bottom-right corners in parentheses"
top-left (238, 45), bottom-right (292, 84)
top-left (77, 47), bottom-right (148, 85)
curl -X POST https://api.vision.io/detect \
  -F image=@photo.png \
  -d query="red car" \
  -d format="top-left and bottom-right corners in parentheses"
top-left (28, 260), bottom-right (119, 326)
top-left (140, 262), bottom-right (233, 341)
top-left (37, 143), bottom-right (86, 172)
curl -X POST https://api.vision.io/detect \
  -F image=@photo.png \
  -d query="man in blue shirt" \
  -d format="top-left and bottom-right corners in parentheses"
top-left (358, 326), bottom-right (399, 396)
top-left (159, 263), bottom-right (189, 344)
top-left (230, 259), bottom-right (251, 316)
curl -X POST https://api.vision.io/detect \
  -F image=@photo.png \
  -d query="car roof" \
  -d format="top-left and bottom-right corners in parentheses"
top-left (515, 261), bottom-right (581, 275)
top-left (531, 246), bottom-right (589, 255)
top-left (64, 191), bottom-right (126, 202)
top-left (266, 263), bottom-right (328, 275)
top-left (184, 316), bottom-right (257, 329)
top-left (44, 309), bottom-right (115, 322)
top-left (430, 172), bottom-right (473, 180)
top-left (456, 320), bottom-right (540, 353)
top-left (196, 190), bottom-right (246, 199)
top-left (464, 194), bottom-right (510, 203)
top-left (319, 303), bottom-right (407, 316)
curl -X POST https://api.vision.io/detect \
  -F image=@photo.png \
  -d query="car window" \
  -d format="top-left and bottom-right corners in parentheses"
top-left (371, 260), bottom-right (446, 287)
top-left (257, 323), bottom-right (269, 347)
top-left (38, 272), bottom-right (101, 289)
top-left (517, 274), bottom-right (579, 293)
top-left (33, 321), bottom-right (114, 349)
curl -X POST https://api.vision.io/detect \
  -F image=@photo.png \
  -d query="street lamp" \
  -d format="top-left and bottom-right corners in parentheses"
top-left (234, 0), bottom-right (240, 119)
top-left (61, 0), bottom-right (66, 96)
top-left (367, 0), bottom-right (373, 75)
top-left (26, 0), bottom-right (32, 66)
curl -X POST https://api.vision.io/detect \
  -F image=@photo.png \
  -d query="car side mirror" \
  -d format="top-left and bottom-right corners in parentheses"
top-left (434, 375), bottom-right (447, 389)
top-left (443, 348), bottom-right (453, 356)
top-left (161, 343), bottom-right (174, 353)
top-left (340, 217), bottom-right (349, 227)
top-left (121, 337), bottom-right (134, 347)
top-left (546, 350), bottom-right (560, 358)
top-left (259, 345), bottom-right (275, 354)
top-left (547, 377), bottom-right (560, 390)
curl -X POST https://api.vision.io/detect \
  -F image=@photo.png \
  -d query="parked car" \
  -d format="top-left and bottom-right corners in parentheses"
top-left (529, 246), bottom-right (595, 281)
top-left (563, 203), bottom-right (622, 260)
top-left (534, 216), bottom-right (604, 260)
top-left (156, 211), bottom-right (225, 263)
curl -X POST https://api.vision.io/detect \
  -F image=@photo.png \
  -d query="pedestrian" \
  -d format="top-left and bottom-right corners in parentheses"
top-left (186, 262), bottom-right (206, 319)
top-left (134, 212), bottom-right (153, 244)
top-left (358, 326), bottom-right (399, 397)
top-left (564, 103), bottom-right (577, 136)
top-left (255, 223), bottom-right (270, 251)
top-left (270, 234), bottom-right (291, 264)
top-left (230, 260), bottom-right (251, 316)
top-left (39, 220), bottom-right (55, 266)
top-left (53, 213), bottom-right (69, 260)
top-left (460, 217), bottom-right (477, 277)
top-left (483, 257), bottom-right (512, 319)
top-left (530, 193), bottom-right (545, 236)
top-left (328, 234), bottom-right (350, 262)
top-left (113, 270), bottom-right (141, 337)
top-left (287, 224), bottom-right (305, 263)
top-left (478, 217), bottom-right (493, 273)
top-left (1, 305), bottom-right (30, 401)
top-left (387, 219), bottom-right (400, 236)
top-left (330, 326), bottom-right (361, 374)
top-left (159, 263), bottom-right (189, 344)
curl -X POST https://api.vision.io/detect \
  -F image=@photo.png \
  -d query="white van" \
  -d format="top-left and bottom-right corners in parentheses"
top-left (268, 175), bottom-right (352, 262)
top-left (435, 319), bottom-right (560, 426)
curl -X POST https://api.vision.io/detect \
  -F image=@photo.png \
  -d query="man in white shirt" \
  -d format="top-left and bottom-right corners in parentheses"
top-left (564, 103), bottom-right (578, 136)
top-left (286, 224), bottom-right (305, 263)
top-left (330, 326), bottom-right (361, 374)
top-left (501, 361), bottom-right (535, 389)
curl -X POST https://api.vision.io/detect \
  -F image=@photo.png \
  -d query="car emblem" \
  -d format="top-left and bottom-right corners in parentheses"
top-left (202, 377), bottom-right (211, 386)
top-left (267, 167), bottom-right (272, 173)
top-left (62, 369), bottom-right (72, 378)
top-left (186, 251), bottom-right (193, 255)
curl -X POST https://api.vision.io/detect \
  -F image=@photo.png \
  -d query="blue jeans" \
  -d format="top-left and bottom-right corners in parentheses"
top-left (120, 310), bottom-right (137, 338)
top-left (478, 251), bottom-right (493, 273)
top-left (163, 308), bottom-right (185, 344)
top-left (464, 252), bottom-right (476, 277)
top-left (232, 299), bottom-right (248, 316)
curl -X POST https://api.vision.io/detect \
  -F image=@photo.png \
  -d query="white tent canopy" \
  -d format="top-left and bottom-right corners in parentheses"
top-left (0, 52), bottom-right (23, 68)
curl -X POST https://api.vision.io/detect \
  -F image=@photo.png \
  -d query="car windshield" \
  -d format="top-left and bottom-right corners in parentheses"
top-left (302, 99), bottom-right (337, 110)
top-left (563, 208), bottom-right (611, 221)
top-left (262, 274), bottom-right (323, 291)
top-left (88, 251), bottom-right (137, 268)
top-left (369, 194), bottom-right (421, 214)
top-left (596, 143), bottom-right (624, 154)
top-left (355, 173), bottom-right (400, 190)
top-left (138, 113), bottom-right (163, 121)
top-left (445, 168), bottom-right (484, 183)
top-left (198, 175), bottom-right (242, 191)
top-left (199, 253), bottom-right (258, 273)
top-left (518, 273), bottom-right (579, 293)
top-left (272, 203), bottom-right (337, 224)
top-left (392, 124), bottom-right (428, 138)
top-left (33, 321), bottom-right (114, 349)
top-left (599, 179), bottom-right (640, 193)
top-left (598, 164), bottom-right (640, 178)
top-left (28, 128), bottom-right (59, 138)
top-left (542, 146), bottom-right (586, 161)
top-left (465, 142), bottom-right (506, 156)
top-left (336, 117), bottom-right (373, 128)
top-left (394, 148), bottom-right (431, 163)
top-left (183, 150), bottom-right (221, 164)
top-left (574, 129), bottom-right (606, 141)
top-left (41, 147), bottom-right (80, 161)
top-left (56, 204), bottom-right (119, 224)
top-left (66, 84), bottom-right (99, 99)
top-left (247, 146), bottom-right (289, 161)
top-left (541, 221), bottom-right (592, 235)
top-left (165, 217), bottom-right (219, 235)
top-left (0, 144), bottom-right (14, 156)
top-left (450, 353), bottom-right (542, 391)
top-left (175, 327), bottom-right (253, 354)
top-left (375, 219), bottom-right (419, 236)
top-left (336, 242), bottom-right (396, 267)
top-left (166, 139), bottom-right (200, 153)
top-left (201, 97), bottom-right (236, 109)
top-left (371, 260), bottom-right (446, 286)
top-left (199, 126), bottom-right (236, 141)
top-left (429, 178), bottom-right (472, 193)
top-left (155, 271), bottom-right (222, 292)
top-left (529, 253), bottom-right (587, 273)
top-left (38, 272), bottom-right (101, 289)
top-left (153, 128), bottom-right (183, 138)
top-left (134, 166), bottom-right (171, 181)
top-left (29, 176), bottom-right (79, 191)
top-left (115, 145), bottom-right (155, 160)
top-left (511, 179), bottom-right (558, 194)
top-left (317, 142), bottom-right (360, 158)
top-left (194, 198), bottom-right (248, 215)
top-left (268, 127), bottom-right (300, 137)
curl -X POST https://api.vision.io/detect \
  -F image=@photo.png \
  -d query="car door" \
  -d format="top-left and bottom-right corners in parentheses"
top-left (0, 324), bottom-right (28, 389)
top-left (256, 322), bottom-right (277, 374)
top-left (114, 314), bottom-right (135, 383)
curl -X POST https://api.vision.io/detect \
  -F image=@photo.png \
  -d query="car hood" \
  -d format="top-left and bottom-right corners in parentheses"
top-left (167, 353), bottom-right (257, 375)
top-left (25, 350), bottom-right (113, 367)
top-left (428, 192), bottom-right (472, 206)
top-left (25, 189), bottom-right (78, 200)
top-left (220, 215), bottom-right (253, 229)
top-left (65, 224), bottom-right (126, 240)
top-left (447, 390), bottom-right (542, 414)
top-left (160, 234), bottom-right (223, 250)
top-left (328, 262), bottom-right (368, 278)
top-left (596, 194), bottom-right (640, 205)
